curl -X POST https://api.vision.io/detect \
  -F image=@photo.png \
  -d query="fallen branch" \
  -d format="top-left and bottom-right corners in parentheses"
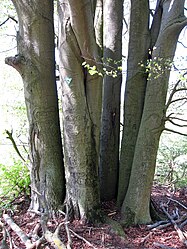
top-left (153, 242), bottom-right (176, 249)
top-left (147, 220), bottom-right (169, 230)
top-left (3, 213), bottom-right (38, 249)
top-left (3, 212), bottom-right (67, 249)
top-left (161, 205), bottom-right (187, 246)
top-left (152, 213), bottom-right (187, 230)
top-left (168, 198), bottom-right (187, 211)
top-left (180, 219), bottom-right (187, 229)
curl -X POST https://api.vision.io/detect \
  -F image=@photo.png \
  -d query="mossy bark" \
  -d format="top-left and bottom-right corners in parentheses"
top-left (7, 0), bottom-right (66, 211)
top-left (58, 0), bottom-right (102, 222)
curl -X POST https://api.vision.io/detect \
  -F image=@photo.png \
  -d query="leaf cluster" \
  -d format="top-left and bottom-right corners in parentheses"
top-left (82, 57), bottom-right (122, 78)
top-left (140, 57), bottom-right (173, 80)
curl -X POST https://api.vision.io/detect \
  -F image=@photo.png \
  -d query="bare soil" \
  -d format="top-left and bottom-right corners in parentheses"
top-left (1, 185), bottom-right (187, 249)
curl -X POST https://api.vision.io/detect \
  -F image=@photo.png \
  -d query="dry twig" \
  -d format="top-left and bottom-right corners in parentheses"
top-left (161, 205), bottom-right (187, 246)
top-left (58, 209), bottom-right (97, 249)
top-left (168, 198), bottom-right (187, 211)
top-left (69, 228), bottom-right (97, 249)
top-left (153, 242), bottom-right (176, 249)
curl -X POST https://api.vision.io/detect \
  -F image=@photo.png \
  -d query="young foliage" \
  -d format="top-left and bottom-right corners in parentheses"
top-left (82, 57), bottom-right (122, 78)
top-left (139, 53), bottom-right (173, 80)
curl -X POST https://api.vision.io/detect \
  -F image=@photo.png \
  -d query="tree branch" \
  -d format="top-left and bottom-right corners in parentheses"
top-left (168, 198), bottom-right (187, 211)
top-left (168, 97), bottom-right (187, 106)
top-left (5, 130), bottom-right (25, 162)
top-left (166, 115), bottom-right (187, 123)
top-left (0, 17), bottom-right (9, 27)
top-left (164, 128), bottom-right (187, 136)
top-left (0, 16), bottom-right (18, 27)
top-left (166, 118), bottom-right (187, 127)
top-left (166, 72), bottom-right (187, 109)
top-left (5, 54), bottom-right (25, 74)
top-left (153, 242), bottom-right (176, 249)
top-left (178, 40), bottom-right (187, 48)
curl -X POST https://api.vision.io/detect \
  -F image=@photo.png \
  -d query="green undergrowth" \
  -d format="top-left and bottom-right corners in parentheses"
top-left (155, 136), bottom-right (187, 189)
top-left (0, 160), bottom-right (30, 210)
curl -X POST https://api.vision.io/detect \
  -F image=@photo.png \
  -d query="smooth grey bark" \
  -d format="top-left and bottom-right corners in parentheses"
top-left (94, 0), bottom-right (103, 50)
top-left (6, 0), bottom-right (65, 211)
top-left (99, 0), bottom-right (123, 200)
top-left (118, 0), bottom-right (150, 206)
top-left (121, 0), bottom-right (187, 226)
top-left (58, 0), bottom-right (102, 222)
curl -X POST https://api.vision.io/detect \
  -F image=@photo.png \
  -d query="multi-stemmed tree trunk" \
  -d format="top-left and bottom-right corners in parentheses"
top-left (120, 0), bottom-right (187, 225)
top-left (58, 0), bottom-right (102, 221)
top-left (99, 0), bottom-right (123, 201)
top-left (4, 0), bottom-right (187, 226)
top-left (6, 0), bottom-right (65, 211)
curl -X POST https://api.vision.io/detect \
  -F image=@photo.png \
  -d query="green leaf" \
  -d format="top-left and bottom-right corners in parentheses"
top-left (89, 70), bottom-right (97, 75)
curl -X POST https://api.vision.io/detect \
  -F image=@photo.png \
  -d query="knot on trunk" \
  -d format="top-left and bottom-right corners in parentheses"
top-left (5, 54), bottom-right (25, 74)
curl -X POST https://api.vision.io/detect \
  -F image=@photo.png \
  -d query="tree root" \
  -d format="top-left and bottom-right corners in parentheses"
top-left (104, 216), bottom-right (126, 238)
top-left (3, 213), bottom-right (66, 249)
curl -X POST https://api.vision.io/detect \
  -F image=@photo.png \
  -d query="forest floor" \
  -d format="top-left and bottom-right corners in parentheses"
top-left (1, 185), bottom-right (187, 249)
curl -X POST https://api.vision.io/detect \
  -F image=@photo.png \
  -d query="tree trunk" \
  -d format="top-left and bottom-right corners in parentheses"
top-left (99, 0), bottom-right (123, 201)
top-left (117, 0), bottom-right (150, 206)
top-left (58, 0), bottom-right (102, 222)
top-left (121, 0), bottom-right (187, 226)
top-left (6, 0), bottom-right (66, 211)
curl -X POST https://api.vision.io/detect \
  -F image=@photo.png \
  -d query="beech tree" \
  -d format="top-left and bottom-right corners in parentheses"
top-left (4, 0), bottom-right (187, 227)
top-left (6, 0), bottom-right (66, 211)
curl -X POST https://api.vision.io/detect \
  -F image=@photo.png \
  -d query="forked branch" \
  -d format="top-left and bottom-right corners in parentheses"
top-left (166, 72), bottom-right (187, 110)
